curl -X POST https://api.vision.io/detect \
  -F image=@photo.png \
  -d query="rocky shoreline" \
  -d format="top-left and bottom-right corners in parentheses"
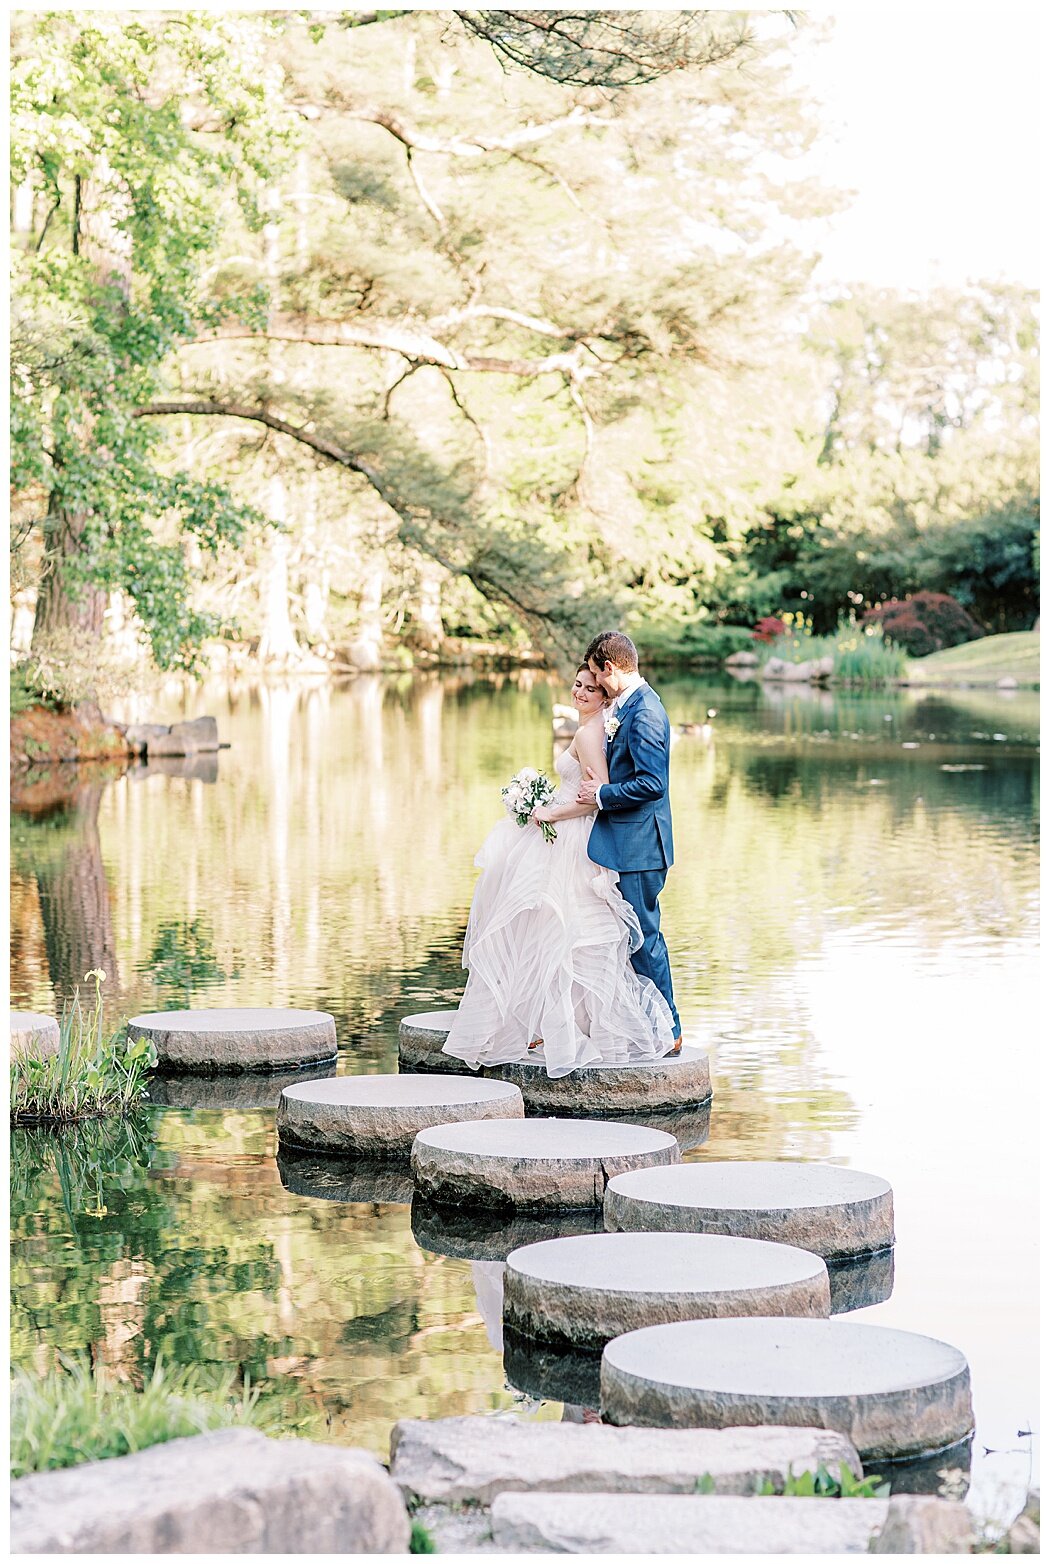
top-left (10, 708), bottom-right (223, 778)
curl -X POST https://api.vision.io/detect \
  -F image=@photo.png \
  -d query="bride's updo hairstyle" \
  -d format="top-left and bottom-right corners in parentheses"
top-left (584, 630), bottom-right (639, 672)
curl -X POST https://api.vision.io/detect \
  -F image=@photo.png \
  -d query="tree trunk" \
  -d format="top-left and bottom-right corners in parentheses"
top-left (31, 499), bottom-right (108, 644)
top-left (414, 560), bottom-right (444, 653)
top-left (301, 471), bottom-right (329, 646)
top-left (33, 782), bottom-right (121, 1003)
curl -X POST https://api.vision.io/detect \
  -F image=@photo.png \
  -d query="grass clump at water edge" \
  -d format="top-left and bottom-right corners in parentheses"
top-left (11, 1353), bottom-right (278, 1478)
top-left (757, 615), bottom-right (910, 685)
top-left (10, 970), bottom-right (156, 1125)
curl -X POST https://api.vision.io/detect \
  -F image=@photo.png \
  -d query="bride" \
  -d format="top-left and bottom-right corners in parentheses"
top-left (442, 665), bottom-right (677, 1078)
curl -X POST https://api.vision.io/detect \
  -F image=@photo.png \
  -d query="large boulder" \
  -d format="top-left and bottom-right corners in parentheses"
top-left (124, 723), bottom-right (173, 755)
top-left (148, 717), bottom-right (220, 757)
top-left (10, 1427), bottom-right (410, 1555)
top-left (389, 1416), bottom-right (862, 1505)
top-left (762, 657), bottom-right (814, 682)
top-left (724, 650), bottom-right (759, 668)
top-left (489, 1492), bottom-right (888, 1554)
top-left (868, 1493), bottom-right (977, 1553)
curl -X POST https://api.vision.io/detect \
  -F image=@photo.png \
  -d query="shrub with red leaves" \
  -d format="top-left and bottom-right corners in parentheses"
top-left (751, 616), bottom-right (788, 644)
top-left (860, 592), bottom-right (985, 658)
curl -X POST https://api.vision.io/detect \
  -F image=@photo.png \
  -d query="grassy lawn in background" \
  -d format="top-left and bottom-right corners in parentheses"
top-left (904, 631), bottom-right (1040, 687)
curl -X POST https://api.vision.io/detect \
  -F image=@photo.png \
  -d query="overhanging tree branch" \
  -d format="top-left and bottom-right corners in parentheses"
top-left (184, 315), bottom-right (588, 377)
top-left (333, 101), bottom-right (611, 157)
top-left (133, 397), bottom-right (572, 648)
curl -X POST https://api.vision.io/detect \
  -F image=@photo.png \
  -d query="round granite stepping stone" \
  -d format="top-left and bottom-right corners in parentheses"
top-left (605, 1161), bottom-right (893, 1261)
top-left (127, 1008), bottom-right (337, 1074)
top-left (601, 1318), bottom-right (974, 1463)
top-left (399, 1013), bottom-right (712, 1116)
top-left (487, 1049), bottom-right (712, 1116)
top-left (411, 1118), bottom-right (681, 1213)
top-left (399, 1012), bottom-right (465, 1073)
top-left (10, 1011), bottom-right (60, 1060)
top-left (277, 1149), bottom-right (415, 1206)
top-left (276, 1074), bottom-right (524, 1157)
top-left (504, 1232), bottom-right (830, 1354)
top-left (411, 1199), bottom-right (602, 1262)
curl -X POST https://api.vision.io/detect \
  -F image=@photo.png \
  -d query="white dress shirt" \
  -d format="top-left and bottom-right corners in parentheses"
top-left (594, 675), bottom-right (647, 810)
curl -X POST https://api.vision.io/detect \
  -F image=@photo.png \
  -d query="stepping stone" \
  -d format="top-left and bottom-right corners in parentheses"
top-left (489, 1492), bottom-right (889, 1555)
top-left (10, 1011), bottom-right (60, 1060)
top-left (127, 1008), bottom-right (337, 1074)
top-left (411, 1118), bottom-right (680, 1213)
top-left (828, 1248), bottom-right (894, 1315)
top-left (278, 1149), bottom-right (415, 1206)
top-left (399, 1012), bottom-right (712, 1115)
top-left (275, 1074), bottom-right (524, 1157)
top-left (399, 1011), bottom-right (464, 1073)
top-left (482, 1048), bottom-right (712, 1116)
top-left (411, 1199), bottom-right (602, 1262)
top-left (148, 1063), bottom-right (336, 1113)
top-left (504, 1232), bottom-right (830, 1354)
top-left (605, 1161), bottom-right (894, 1261)
top-left (600, 1318), bottom-right (974, 1463)
top-left (389, 1414), bottom-right (863, 1504)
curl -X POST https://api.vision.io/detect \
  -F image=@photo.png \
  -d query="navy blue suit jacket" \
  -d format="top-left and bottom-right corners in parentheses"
top-left (588, 684), bottom-right (673, 873)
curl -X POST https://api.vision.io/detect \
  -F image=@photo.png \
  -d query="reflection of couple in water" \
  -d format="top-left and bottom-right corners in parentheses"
top-left (471, 1260), bottom-right (600, 1424)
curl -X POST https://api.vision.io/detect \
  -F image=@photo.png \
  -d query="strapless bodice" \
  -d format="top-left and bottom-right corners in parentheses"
top-left (553, 748), bottom-right (583, 803)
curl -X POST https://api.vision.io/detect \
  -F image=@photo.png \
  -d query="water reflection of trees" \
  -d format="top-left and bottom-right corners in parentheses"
top-left (10, 1107), bottom-right (512, 1459)
top-left (10, 780), bottom-right (122, 1007)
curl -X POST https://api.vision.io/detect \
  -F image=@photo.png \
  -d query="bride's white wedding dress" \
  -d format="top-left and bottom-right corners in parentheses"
top-left (442, 749), bottom-right (676, 1078)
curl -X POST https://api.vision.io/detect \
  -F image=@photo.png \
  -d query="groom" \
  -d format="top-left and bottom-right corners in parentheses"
top-left (577, 630), bottom-right (682, 1048)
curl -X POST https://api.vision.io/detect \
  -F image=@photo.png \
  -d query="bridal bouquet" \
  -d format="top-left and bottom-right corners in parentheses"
top-left (502, 767), bottom-right (558, 843)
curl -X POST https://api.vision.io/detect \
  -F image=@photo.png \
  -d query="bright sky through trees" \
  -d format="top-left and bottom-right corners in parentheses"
top-left (797, 6), bottom-right (1040, 288)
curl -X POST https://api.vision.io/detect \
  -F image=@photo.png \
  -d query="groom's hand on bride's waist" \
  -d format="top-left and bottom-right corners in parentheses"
top-left (576, 767), bottom-right (600, 807)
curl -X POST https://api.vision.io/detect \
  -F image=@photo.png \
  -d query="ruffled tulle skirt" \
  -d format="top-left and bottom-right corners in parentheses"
top-left (442, 811), bottom-right (676, 1079)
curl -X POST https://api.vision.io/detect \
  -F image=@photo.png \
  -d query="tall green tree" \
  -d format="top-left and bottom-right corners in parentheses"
top-left (11, 11), bottom-right (297, 667)
top-left (131, 9), bottom-right (831, 659)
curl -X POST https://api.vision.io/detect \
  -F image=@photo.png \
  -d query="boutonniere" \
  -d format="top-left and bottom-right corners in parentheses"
top-left (603, 714), bottom-right (621, 741)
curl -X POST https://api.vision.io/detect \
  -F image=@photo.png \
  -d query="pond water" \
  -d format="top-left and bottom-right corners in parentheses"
top-left (10, 672), bottom-right (1039, 1525)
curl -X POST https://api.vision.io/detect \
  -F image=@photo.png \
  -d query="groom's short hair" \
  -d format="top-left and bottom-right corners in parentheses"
top-left (585, 630), bottom-right (638, 672)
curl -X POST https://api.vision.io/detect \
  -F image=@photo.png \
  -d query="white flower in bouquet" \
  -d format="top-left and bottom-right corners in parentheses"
top-left (501, 766), bottom-right (558, 843)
